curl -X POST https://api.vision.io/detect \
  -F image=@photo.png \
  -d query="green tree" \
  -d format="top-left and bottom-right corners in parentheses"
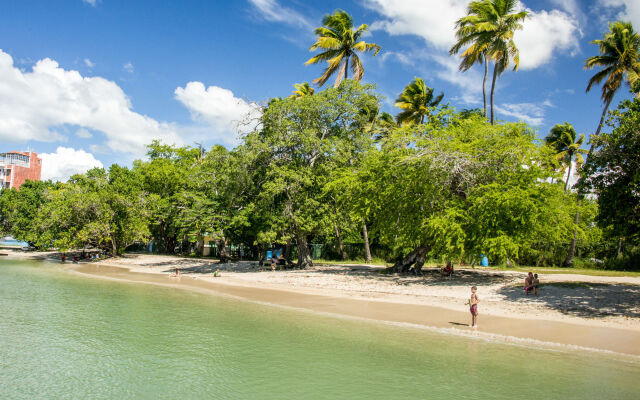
top-left (246, 81), bottom-right (377, 268)
top-left (305, 10), bottom-right (380, 88)
top-left (584, 98), bottom-right (640, 260)
top-left (394, 77), bottom-right (444, 125)
top-left (545, 122), bottom-right (587, 193)
top-left (565, 22), bottom-right (640, 266)
top-left (450, 0), bottom-right (527, 124)
top-left (0, 180), bottom-right (54, 246)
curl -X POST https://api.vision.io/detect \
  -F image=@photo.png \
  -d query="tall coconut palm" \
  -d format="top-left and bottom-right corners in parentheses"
top-left (395, 77), bottom-right (444, 125)
top-left (449, 0), bottom-right (527, 124)
top-left (564, 21), bottom-right (640, 268)
top-left (450, 3), bottom-right (490, 117)
top-left (305, 10), bottom-right (380, 88)
top-left (545, 123), bottom-right (587, 193)
top-left (289, 82), bottom-right (315, 99)
top-left (585, 21), bottom-right (640, 139)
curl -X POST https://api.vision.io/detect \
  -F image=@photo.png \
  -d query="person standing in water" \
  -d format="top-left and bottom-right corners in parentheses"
top-left (469, 286), bottom-right (479, 329)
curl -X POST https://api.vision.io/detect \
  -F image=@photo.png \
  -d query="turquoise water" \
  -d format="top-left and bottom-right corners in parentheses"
top-left (0, 238), bottom-right (28, 246)
top-left (1, 259), bottom-right (639, 399)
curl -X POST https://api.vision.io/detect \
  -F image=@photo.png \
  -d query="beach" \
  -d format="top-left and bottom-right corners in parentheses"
top-left (5, 249), bottom-right (640, 356)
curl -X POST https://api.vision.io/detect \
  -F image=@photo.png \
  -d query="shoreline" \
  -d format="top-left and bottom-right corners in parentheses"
top-left (69, 262), bottom-right (640, 358)
top-left (4, 250), bottom-right (640, 357)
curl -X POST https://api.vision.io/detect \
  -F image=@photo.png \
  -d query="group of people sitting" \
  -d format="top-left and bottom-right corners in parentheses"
top-left (524, 272), bottom-right (540, 296)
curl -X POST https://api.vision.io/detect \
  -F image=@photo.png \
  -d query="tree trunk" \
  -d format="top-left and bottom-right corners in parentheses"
top-left (564, 98), bottom-right (613, 266)
top-left (284, 240), bottom-right (291, 261)
top-left (196, 237), bottom-right (204, 256)
top-left (216, 238), bottom-right (230, 263)
top-left (563, 210), bottom-right (579, 267)
top-left (334, 224), bottom-right (347, 260)
top-left (482, 55), bottom-right (488, 118)
top-left (390, 246), bottom-right (429, 274)
top-left (490, 62), bottom-right (499, 125)
top-left (111, 237), bottom-right (117, 256)
top-left (617, 237), bottom-right (624, 259)
top-left (564, 157), bottom-right (573, 193)
top-left (344, 54), bottom-right (349, 82)
top-left (296, 232), bottom-right (313, 269)
top-left (362, 220), bottom-right (372, 263)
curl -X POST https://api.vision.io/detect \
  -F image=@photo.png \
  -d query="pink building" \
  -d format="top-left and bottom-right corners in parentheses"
top-left (0, 151), bottom-right (42, 190)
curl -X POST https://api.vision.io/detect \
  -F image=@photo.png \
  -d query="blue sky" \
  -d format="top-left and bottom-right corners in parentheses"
top-left (0, 0), bottom-right (638, 180)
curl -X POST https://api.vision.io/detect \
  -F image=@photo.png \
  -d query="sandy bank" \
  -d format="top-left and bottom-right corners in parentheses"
top-left (60, 255), bottom-right (640, 357)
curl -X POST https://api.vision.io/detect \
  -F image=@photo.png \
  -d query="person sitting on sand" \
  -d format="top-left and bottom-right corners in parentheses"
top-left (170, 267), bottom-right (181, 278)
top-left (469, 286), bottom-right (479, 329)
top-left (532, 273), bottom-right (540, 296)
top-left (270, 255), bottom-right (278, 271)
top-left (441, 261), bottom-right (454, 277)
top-left (213, 269), bottom-right (220, 277)
top-left (524, 272), bottom-right (533, 295)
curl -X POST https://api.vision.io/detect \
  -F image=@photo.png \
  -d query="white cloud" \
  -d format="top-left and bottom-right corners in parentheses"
top-left (432, 54), bottom-right (483, 94)
top-left (41, 147), bottom-right (103, 182)
top-left (82, 0), bottom-right (97, 6)
top-left (598, 0), bottom-right (640, 27)
top-left (123, 62), bottom-right (134, 73)
top-left (175, 81), bottom-right (261, 145)
top-left (494, 101), bottom-right (553, 125)
top-left (0, 49), bottom-right (182, 155)
top-left (83, 58), bottom-right (95, 68)
top-left (247, 0), bottom-right (313, 30)
top-left (367, 0), bottom-right (468, 50)
top-left (366, 0), bottom-right (581, 70)
top-left (514, 8), bottom-right (581, 70)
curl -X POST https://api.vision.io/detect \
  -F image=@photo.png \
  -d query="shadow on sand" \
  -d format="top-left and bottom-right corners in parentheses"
top-left (497, 282), bottom-right (640, 319)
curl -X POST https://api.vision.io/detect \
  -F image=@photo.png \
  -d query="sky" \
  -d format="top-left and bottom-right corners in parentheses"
top-left (0, 0), bottom-right (638, 181)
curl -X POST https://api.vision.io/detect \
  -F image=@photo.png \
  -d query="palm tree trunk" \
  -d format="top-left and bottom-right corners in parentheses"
top-left (482, 55), bottom-right (488, 118)
top-left (344, 55), bottom-right (349, 82)
top-left (490, 62), bottom-right (499, 125)
top-left (564, 158), bottom-right (573, 193)
top-left (564, 97), bottom-right (613, 266)
top-left (617, 237), bottom-right (624, 259)
top-left (362, 219), bottom-right (372, 263)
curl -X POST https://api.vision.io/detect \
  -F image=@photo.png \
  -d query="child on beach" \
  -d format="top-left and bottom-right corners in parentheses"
top-left (533, 274), bottom-right (540, 296)
top-left (469, 286), bottom-right (479, 329)
top-left (524, 272), bottom-right (533, 295)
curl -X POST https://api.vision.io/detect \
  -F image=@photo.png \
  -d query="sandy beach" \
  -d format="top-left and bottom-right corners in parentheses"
top-left (4, 249), bottom-right (640, 356)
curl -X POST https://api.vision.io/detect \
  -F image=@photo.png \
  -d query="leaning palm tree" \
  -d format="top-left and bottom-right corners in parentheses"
top-left (449, 0), bottom-right (527, 124)
top-left (564, 21), bottom-right (640, 267)
top-left (395, 77), bottom-right (444, 125)
top-left (305, 10), bottom-right (381, 88)
top-left (289, 82), bottom-right (315, 99)
top-left (585, 21), bottom-right (640, 139)
top-left (545, 123), bottom-right (587, 193)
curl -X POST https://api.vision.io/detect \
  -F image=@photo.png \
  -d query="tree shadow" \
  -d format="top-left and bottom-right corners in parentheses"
top-left (497, 282), bottom-right (640, 319)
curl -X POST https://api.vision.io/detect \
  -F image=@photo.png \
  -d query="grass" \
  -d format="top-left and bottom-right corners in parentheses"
top-left (470, 265), bottom-right (640, 278)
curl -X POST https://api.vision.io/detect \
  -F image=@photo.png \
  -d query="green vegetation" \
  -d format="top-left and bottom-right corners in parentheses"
top-left (0, 11), bottom-right (638, 273)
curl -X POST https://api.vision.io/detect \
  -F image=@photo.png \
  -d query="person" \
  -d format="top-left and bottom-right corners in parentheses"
top-left (60, 253), bottom-right (66, 263)
top-left (278, 253), bottom-right (286, 266)
top-left (532, 273), bottom-right (540, 296)
top-left (524, 272), bottom-right (533, 295)
top-left (441, 261), bottom-right (454, 277)
top-left (270, 255), bottom-right (278, 271)
top-left (469, 286), bottom-right (479, 328)
top-left (213, 269), bottom-right (220, 277)
top-left (170, 267), bottom-right (181, 278)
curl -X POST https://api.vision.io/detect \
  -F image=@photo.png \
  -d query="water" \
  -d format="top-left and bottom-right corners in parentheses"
top-left (0, 237), bottom-right (28, 247)
top-left (1, 259), bottom-right (639, 399)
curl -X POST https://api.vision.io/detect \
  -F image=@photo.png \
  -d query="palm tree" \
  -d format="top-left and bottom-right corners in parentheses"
top-left (585, 21), bottom-right (640, 139)
top-left (395, 78), bottom-right (444, 125)
top-left (450, 4), bottom-right (490, 117)
top-left (545, 123), bottom-right (587, 193)
top-left (564, 22), bottom-right (640, 267)
top-left (449, 0), bottom-right (527, 124)
top-left (289, 82), bottom-right (315, 99)
top-left (305, 10), bottom-right (381, 88)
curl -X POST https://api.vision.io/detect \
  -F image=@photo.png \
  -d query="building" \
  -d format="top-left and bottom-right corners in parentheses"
top-left (0, 151), bottom-right (42, 190)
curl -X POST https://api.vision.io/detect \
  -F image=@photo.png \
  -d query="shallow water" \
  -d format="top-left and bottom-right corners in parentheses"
top-left (1, 259), bottom-right (639, 399)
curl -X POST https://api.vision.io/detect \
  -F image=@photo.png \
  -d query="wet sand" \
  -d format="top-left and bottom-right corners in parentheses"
top-left (71, 263), bottom-right (640, 357)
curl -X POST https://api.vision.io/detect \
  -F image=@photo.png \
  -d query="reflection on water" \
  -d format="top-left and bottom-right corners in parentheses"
top-left (1, 259), bottom-right (638, 400)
